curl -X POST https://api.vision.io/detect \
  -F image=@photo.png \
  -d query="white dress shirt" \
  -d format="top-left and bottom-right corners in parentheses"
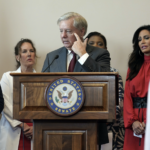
top-left (67, 49), bottom-right (89, 71)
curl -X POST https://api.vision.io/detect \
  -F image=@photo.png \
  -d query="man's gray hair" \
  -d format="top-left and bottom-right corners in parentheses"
top-left (57, 12), bottom-right (88, 36)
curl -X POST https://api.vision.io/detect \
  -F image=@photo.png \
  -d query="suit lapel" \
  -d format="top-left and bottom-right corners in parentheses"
top-left (74, 61), bottom-right (83, 72)
top-left (55, 45), bottom-right (94, 72)
top-left (57, 47), bottom-right (67, 72)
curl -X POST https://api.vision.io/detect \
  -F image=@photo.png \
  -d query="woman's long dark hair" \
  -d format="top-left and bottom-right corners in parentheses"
top-left (127, 25), bottom-right (150, 80)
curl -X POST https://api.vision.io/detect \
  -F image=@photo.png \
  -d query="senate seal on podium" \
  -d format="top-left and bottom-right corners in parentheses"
top-left (45, 76), bottom-right (85, 116)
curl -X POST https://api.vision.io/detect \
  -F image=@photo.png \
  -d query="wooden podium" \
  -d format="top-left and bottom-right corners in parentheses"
top-left (11, 72), bottom-right (118, 150)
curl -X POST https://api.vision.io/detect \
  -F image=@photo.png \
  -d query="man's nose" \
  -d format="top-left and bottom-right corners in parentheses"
top-left (61, 31), bottom-right (67, 38)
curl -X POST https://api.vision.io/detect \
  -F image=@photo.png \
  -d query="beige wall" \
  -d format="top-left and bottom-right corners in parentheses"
top-left (0, 0), bottom-right (150, 86)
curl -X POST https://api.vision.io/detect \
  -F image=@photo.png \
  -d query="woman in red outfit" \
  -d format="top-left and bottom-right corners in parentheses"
top-left (0, 39), bottom-right (37, 150)
top-left (124, 25), bottom-right (150, 150)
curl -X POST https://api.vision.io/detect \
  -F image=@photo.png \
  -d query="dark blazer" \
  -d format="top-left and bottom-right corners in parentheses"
top-left (42, 44), bottom-right (110, 145)
top-left (42, 44), bottom-right (110, 72)
top-left (0, 86), bottom-right (4, 113)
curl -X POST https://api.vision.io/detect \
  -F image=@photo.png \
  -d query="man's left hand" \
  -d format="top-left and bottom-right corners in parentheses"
top-left (72, 33), bottom-right (88, 57)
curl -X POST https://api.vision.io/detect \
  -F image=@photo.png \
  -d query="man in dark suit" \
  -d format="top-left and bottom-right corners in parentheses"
top-left (42, 12), bottom-right (110, 73)
top-left (42, 12), bottom-right (110, 148)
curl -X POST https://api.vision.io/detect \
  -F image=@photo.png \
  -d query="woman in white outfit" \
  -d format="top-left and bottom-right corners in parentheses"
top-left (0, 39), bottom-right (37, 150)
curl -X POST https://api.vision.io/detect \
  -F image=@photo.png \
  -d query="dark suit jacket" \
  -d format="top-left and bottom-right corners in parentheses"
top-left (0, 86), bottom-right (4, 113)
top-left (42, 44), bottom-right (110, 72)
top-left (42, 44), bottom-right (110, 145)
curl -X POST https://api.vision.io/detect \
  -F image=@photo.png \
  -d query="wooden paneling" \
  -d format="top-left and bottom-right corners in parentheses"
top-left (21, 83), bottom-right (47, 108)
top-left (43, 131), bottom-right (84, 150)
top-left (20, 82), bottom-right (108, 108)
top-left (11, 73), bottom-right (117, 150)
top-left (34, 120), bottom-right (96, 150)
top-left (82, 82), bottom-right (104, 106)
top-left (12, 73), bottom-right (117, 120)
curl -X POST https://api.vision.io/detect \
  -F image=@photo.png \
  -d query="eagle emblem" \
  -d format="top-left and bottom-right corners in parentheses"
top-left (55, 86), bottom-right (74, 106)
top-left (46, 77), bottom-right (85, 116)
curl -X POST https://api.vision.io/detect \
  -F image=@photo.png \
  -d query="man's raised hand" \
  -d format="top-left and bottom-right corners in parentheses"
top-left (72, 33), bottom-right (88, 57)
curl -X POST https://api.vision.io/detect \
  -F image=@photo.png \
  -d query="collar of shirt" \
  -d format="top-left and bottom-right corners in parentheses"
top-left (67, 49), bottom-right (72, 55)
top-left (67, 49), bottom-right (79, 71)
top-left (67, 49), bottom-right (89, 71)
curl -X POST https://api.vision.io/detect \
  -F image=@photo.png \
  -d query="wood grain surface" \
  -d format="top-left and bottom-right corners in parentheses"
top-left (11, 73), bottom-right (117, 120)
top-left (34, 120), bottom-right (97, 150)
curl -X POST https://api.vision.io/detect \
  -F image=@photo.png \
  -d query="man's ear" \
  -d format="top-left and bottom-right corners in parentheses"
top-left (80, 28), bottom-right (85, 37)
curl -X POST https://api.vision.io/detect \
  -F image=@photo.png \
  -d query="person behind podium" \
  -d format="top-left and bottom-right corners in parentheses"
top-left (42, 12), bottom-right (110, 148)
top-left (0, 39), bottom-right (37, 150)
top-left (0, 86), bottom-right (4, 113)
top-left (85, 31), bottom-right (125, 149)
top-left (123, 25), bottom-right (150, 150)
top-left (42, 12), bottom-right (110, 73)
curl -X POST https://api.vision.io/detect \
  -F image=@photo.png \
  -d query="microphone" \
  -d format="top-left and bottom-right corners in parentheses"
top-left (43, 55), bottom-right (59, 72)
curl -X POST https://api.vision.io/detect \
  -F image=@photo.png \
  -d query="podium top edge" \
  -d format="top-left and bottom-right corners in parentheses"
top-left (10, 72), bottom-right (118, 76)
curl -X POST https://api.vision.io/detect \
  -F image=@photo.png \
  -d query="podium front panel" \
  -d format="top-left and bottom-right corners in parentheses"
top-left (11, 73), bottom-right (117, 120)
